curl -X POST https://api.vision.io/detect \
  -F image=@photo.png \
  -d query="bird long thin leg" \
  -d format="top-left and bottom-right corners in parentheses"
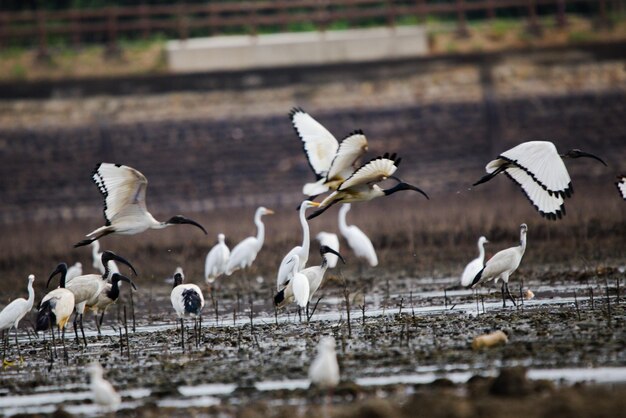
top-left (2, 331), bottom-right (7, 366)
top-left (180, 318), bottom-right (185, 351)
top-left (79, 314), bottom-right (87, 346)
top-left (14, 327), bottom-right (23, 363)
top-left (95, 313), bottom-right (101, 336)
top-left (505, 283), bottom-right (517, 307)
top-left (501, 282), bottom-right (507, 308)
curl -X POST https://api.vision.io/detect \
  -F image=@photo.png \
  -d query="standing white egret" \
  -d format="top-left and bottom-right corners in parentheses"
top-left (460, 236), bottom-right (489, 287)
top-left (616, 175), bottom-right (626, 200)
top-left (74, 163), bottom-right (208, 247)
top-left (87, 362), bottom-right (121, 412)
top-left (290, 108), bottom-right (368, 197)
top-left (91, 241), bottom-right (119, 276)
top-left (0, 274), bottom-right (35, 365)
top-left (274, 246), bottom-right (345, 309)
top-left (86, 273), bottom-right (137, 335)
top-left (309, 336), bottom-right (340, 389)
top-left (66, 262), bottom-right (83, 282)
top-left (308, 153), bottom-right (429, 220)
top-left (316, 232), bottom-right (340, 268)
top-left (276, 200), bottom-right (320, 290)
top-left (48, 251), bottom-right (137, 345)
top-left (285, 254), bottom-right (310, 309)
top-left (225, 207), bottom-right (274, 275)
top-left (338, 203), bottom-right (378, 267)
top-left (171, 270), bottom-right (204, 350)
top-left (473, 141), bottom-right (606, 220)
top-left (471, 224), bottom-right (528, 307)
top-left (205, 233), bottom-right (230, 284)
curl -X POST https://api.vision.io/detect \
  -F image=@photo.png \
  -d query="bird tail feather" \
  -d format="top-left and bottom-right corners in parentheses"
top-left (35, 300), bottom-right (56, 331)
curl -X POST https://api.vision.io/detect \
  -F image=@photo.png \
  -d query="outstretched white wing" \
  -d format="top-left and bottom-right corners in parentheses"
top-left (339, 154), bottom-right (399, 191)
top-left (495, 141), bottom-right (572, 197)
top-left (290, 108), bottom-right (338, 179)
top-left (326, 131), bottom-right (368, 181)
top-left (92, 163), bottom-right (148, 226)
top-left (504, 166), bottom-right (565, 220)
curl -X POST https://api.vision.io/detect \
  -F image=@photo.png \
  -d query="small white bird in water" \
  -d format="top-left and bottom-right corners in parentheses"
top-left (309, 336), bottom-right (340, 389)
top-left (88, 362), bottom-right (121, 411)
top-left (460, 236), bottom-right (488, 287)
top-left (471, 224), bottom-right (528, 307)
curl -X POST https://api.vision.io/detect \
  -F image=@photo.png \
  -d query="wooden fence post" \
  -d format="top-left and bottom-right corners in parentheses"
top-left (416, 0), bottom-right (427, 24)
top-left (526, 0), bottom-right (542, 36)
top-left (177, 2), bottom-right (189, 40)
top-left (316, 0), bottom-right (329, 32)
top-left (105, 7), bottom-right (120, 58)
top-left (486, 0), bottom-right (496, 21)
top-left (595, 0), bottom-right (612, 30)
top-left (455, 0), bottom-right (469, 38)
top-left (386, 0), bottom-right (396, 28)
top-left (139, 3), bottom-right (150, 39)
top-left (70, 9), bottom-right (81, 48)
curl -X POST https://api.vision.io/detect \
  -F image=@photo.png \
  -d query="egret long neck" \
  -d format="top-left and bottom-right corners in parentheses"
top-left (478, 240), bottom-right (486, 262)
top-left (338, 205), bottom-right (349, 234)
top-left (299, 204), bottom-right (311, 262)
top-left (519, 231), bottom-right (527, 255)
top-left (255, 212), bottom-right (265, 248)
top-left (26, 281), bottom-right (35, 308)
top-left (91, 242), bottom-right (100, 264)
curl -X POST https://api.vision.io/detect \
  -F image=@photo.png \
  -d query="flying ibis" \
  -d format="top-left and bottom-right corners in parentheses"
top-left (290, 108), bottom-right (368, 197)
top-left (307, 153), bottom-right (429, 220)
top-left (74, 163), bottom-right (207, 247)
top-left (470, 224), bottom-right (528, 307)
top-left (473, 141), bottom-right (607, 220)
top-left (0, 274), bottom-right (35, 365)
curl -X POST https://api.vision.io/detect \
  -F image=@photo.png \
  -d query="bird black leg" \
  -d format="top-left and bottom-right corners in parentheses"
top-left (505, 283), bottom-right (517, 307)
top-left (79, 314), bottom-right (87, 346)
top-left (95, 314), bottom-right (102, 336)
top-left (501, 282), bottom-right (507, 308)
top-left (180, 318), bottom-right (185, 351)
top-left (14, 327), bottom-right (23, 363)
top-left (1, 331), bottom-right (7, 366)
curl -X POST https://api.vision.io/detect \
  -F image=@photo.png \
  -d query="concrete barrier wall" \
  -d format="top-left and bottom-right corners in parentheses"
top-left (166, 26), bottom-right (428, 72)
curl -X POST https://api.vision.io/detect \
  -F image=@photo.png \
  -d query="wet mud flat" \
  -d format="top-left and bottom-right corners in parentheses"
top-left (0, 266), bottom-right (625, 417)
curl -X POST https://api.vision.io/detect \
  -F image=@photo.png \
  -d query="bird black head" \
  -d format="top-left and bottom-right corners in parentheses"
top-left (47, 263), bottom-right (68, 288)
top-left (166, 215), bottom-right (208, 235)
top-left (319, 245), bottom-right (346, 265)
top-left (384, 182), bottom-right (430, 200)
top-left (562, 149), bottom-right (607, 166)
top-left (173, 272), bottom-right (184, 288)
top-left (101, 251), bottom-right (138, 278)
top-left (274, 288), bottom-right (285, 306)
top-left (111, 273), bottom-right (137, 290)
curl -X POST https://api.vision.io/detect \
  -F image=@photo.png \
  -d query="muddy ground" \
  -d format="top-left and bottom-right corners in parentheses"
top-left (0, 256), bottom-right (624, 417)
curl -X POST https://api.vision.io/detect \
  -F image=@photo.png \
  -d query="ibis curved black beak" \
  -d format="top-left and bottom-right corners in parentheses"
top-left (576, 151), bottom-right (607, 166)
top-left (102, 251), bottom-right (138, 277)
top-left (320, 245), bottom-right (346, 264)
top-left (167, 215), bottom-right (208, 235)
top-left (47, 263), bottom-right (68, 288)
top-left (408, 183), bottom-right (430, 200)
top-left (113, 273), bottom-right (137, 291)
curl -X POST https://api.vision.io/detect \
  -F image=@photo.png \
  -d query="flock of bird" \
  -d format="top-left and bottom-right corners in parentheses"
top-left (0, 106), bottom-right (622, 411)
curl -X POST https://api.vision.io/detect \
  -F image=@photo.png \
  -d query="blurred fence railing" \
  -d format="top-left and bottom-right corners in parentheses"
top-left (0, 0), bottom-right (618, 53)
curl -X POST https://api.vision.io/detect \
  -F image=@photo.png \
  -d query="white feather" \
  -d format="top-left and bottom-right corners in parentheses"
top-left (291, 109), bottom-right (338, 177)
top-left (460, 236), bottom-right (488, 287)
top-left (316, 232), bottom-right (340, 268)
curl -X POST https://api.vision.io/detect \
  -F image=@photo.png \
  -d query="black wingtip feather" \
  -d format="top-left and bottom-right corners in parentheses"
top-left (35, 300), bottom-right (55, 331)
top-left (470, 267), bottom-right (485, 288)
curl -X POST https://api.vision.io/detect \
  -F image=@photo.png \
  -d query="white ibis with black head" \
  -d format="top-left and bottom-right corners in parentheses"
top-left (460, 236), bottom-right (489, 288)
top-left (274, 246), bottom-right (345, 309)
top-left (276, 200), bottom-right (320, 290)
top-left (36, 270), bottom-right (75, 349)
top-left (473, 141), bottom-right (607, 220)
top-left (49, 251), bottom-right (137, 345)
top-left (87, 361), bottom-right (121, 412)
top-left (91, 241), bottom-right (119, 276)
top-left (309, 336), bottom-right (340, 390)
top-left (86, 273), bottom-right (137, 335)
top-left (338, 203), bottom-right (378, 267)
top-left (290, 108), bottom-right (368, 197)
top-left (74, 163), bottom-right (208, 247)
top-left (205, 233), bottom-right (230, 284)
top-left (470, 224), bottom-right (527, 308)
top-left (0, 274), bottom-right (35, 365)
top-left (171, 269), bottom-right (204, 350)
top-left (225, 207), bottom-right (274, 275)
top-left (307, 153), bottom-right (429, 220)
top-left (316, 232), bottom-right (340, 268)
top-left (616, 175), bottom-right (626, 200)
